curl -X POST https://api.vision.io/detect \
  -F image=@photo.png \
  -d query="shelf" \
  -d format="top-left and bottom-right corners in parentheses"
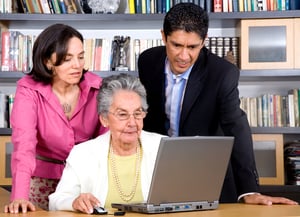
top-left (2, 69), bottom-right (300, 82)
top-left (1, 127), bottom-right (300, 135)
top-left (0, 71), bottom-right (138, 82)
top-left (251, 127), bottom-right (300, 134)
top-left (0, 128), bottom-right (11, 135)
top-left (239, 69), bottom-right (300, 82)
top-left (0, 10), bottom-right (300, 29)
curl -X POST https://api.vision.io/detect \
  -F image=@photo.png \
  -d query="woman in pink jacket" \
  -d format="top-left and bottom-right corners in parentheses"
top-left (4, 23), bottom-right (106, 213)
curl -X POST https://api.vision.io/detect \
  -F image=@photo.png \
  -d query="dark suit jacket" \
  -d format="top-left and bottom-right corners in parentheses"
top-left (138, 46), bottom-right (260, 203)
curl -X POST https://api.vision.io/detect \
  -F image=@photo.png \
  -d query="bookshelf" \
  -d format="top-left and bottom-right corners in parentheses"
top-left (1, 11), bottom-right (300, 193)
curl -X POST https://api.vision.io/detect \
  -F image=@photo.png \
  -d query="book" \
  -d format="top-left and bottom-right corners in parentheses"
top-left (51, 0), bottom-right (61, 13)
top-left (58, 0), bottom-right (67, 13)
top-left (288, 91), bottom-right (295, 127)
top-left (9, 31), bottom-right (22, 71)
top-left (223, 0), bottom-right (228, 12)
top-left (128, 0), bottom-right (135, 13)
top-left (216, 37), bottom-right (224, 58)
top-left (46, 0), bottom-right (55, 13)
top-left (238, 0), bottom-right (244, 11)
top-left (83, 38), bottom-right (93, 71)
top-left (63, 0), bottom-right (76, 13)
top-left (141, 0), bottom-right (146, 13)
top-left (135, 0), bottom-right (142, 13)
top-left (214, 0), bottom-right (223, 12)
top-left (16, 0), bottom-right (29, 13)
top-left (8, 94), bottom-right (14, 128)
top-left (199, 0), bottom-right (205, 8)
top-left (73, 0), bottom-right (83, 13)
top-left (100, 38), bottom-right (111, 71)
top-left (39, 0), bottom-right (51, 13)
top-left (0, 93), bottom-right (8, 128)
top-left (205, 0), bottom-right (212, 12)
top-left (93, 38), bottom-right (102, 71)
top-left (232, 0), bottom-right (239, 11)
top-left (250, 0), bottom-right (257, 10)
top-left (289, 0), bottom-right (300, 9)
top-left (257, 95), bottom-right (263, 127)
top-left (1, 31), bottom-right (10, 71)
top-left (31, 0), bottom-right (43, 13)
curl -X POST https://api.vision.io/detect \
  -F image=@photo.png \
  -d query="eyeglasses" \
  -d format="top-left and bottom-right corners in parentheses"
top-left (108, 110), bottom-right (147, 121)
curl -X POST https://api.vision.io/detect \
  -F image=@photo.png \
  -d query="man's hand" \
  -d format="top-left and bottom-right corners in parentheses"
top-left (72, 193), bottom-right (101, 214)
top-left (4, 199), bottom-right (36, 213)
top-left (243, 193), bottom-right (299, 205)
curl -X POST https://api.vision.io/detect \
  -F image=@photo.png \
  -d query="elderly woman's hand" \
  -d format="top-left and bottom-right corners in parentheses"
top-left (72, 193), bottom-right (102, 214)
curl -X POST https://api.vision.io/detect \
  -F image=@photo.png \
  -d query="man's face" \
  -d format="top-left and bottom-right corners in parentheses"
top-left (161, 30), bottom-right (205, 75)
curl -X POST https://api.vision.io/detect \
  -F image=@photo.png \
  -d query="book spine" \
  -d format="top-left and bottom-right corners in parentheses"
top-left (39, 0), bottom-right (51, 12)
top-left (8, 94), bottom-right (14, 128)
top-left (0, 93), bottom-right (8, 128)
top-left (214, 0), bottom-right (223, 12)
top-left (1, 31), bottom-right (10, 71)
top-left (64, 0), bottom-right (76, 13)
top-left (135, 0), bottom-right (142, 13)
top-left (51, 0), bottom-right (61, 13)
top-left (205, 0), bottom-right (212, 12)
top-left (128, 0), bottom-right (135, 13)
top-left (73, 0), bottom-right (83, 13)
top-left (93, 38), bottom-right (102, 71)
top-left (58, 0), bottom-right (67, 13)
top-left (232, 0), bottom-right (239, 11)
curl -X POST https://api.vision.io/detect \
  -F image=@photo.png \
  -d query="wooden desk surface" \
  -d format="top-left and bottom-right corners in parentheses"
top-left (1, 188), bottom-right (300, 217)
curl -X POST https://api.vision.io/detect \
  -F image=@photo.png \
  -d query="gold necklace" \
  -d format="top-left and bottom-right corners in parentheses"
top-left (109, 139), bottom-right (141, 202)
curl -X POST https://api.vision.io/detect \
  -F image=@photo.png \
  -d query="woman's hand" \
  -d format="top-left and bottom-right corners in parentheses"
top-left (72, 193), bottom-right (101, 214)
top-left (243, 193), bottom-right (299, 205)
top-left (4, 199), bottom-right (36, 213)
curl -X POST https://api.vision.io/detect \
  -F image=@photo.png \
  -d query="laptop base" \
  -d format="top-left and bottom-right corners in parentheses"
top-left (111, 201), bottom-right (219, 214)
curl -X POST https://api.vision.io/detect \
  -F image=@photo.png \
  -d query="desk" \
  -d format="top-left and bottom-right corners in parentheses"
top-left (1, 188), bottom-right (300, 217)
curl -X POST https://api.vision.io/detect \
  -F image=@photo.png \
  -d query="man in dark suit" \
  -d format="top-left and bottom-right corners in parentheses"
top-left (138, 2), bottom-right (297, 205)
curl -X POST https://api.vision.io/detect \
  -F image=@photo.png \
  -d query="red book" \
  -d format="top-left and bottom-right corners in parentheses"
top-left (1, 31), bottom-right (10, 71)
top-left (214, 0), bottom-right (223, 12)
top-left (93, 38), bottom-right (102, 71)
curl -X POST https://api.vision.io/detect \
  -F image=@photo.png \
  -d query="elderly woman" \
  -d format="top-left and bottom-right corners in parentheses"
top-left (48, 73), bottom-right (166, 213)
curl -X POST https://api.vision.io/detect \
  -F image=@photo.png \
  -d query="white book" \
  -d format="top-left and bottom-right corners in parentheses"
top-left (223, 0), bottom-right (228, 12)
top-left (288, 93), bottom-right (295, 127)
top-left (100, 38), bottom-right (111, 71)
top-left (39, 0), bottom-right (51, 13)
top-left (0, 93), bottom-right (8, 128)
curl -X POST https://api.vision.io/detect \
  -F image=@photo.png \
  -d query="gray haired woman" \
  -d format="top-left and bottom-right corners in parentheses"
top-left (49, 73), bottom-right (166, 213)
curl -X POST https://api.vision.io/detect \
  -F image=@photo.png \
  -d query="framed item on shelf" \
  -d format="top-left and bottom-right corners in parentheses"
top-left (0, 136), bottom-right (12, 185)
top-left (252, 134), bottom-right (284, 185)
top-left (295, 18), bottom-right (300, 69)
top-left (240, 19), bottom-right (294, 70)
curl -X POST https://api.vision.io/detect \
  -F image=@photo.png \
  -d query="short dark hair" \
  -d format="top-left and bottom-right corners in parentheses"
top-left (163, 3), bottom-right (209, 41)
top-left (29, 23), bottom-right (87, 84)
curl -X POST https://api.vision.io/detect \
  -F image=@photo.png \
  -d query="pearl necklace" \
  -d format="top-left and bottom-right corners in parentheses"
top-left (109, 140), bottom-right (141, 202)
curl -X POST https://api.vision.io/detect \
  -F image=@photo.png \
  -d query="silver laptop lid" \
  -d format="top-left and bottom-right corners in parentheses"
top-left (147, 136), bottom-right (234, 205)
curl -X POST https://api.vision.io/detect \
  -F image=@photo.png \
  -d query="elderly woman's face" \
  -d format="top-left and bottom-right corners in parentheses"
top-left (101, 90), bottom-right (145, 146)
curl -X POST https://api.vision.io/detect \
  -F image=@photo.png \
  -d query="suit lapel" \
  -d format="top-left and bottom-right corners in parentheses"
top-left (180, 50), bottom-right (208, 125)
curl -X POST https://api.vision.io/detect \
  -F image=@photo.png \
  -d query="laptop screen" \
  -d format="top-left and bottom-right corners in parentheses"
top-left (147, 136), bottom-right (234, 205)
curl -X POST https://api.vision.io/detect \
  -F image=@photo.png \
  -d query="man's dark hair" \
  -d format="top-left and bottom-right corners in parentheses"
top-left (163, 3), bottom-right (209, 41)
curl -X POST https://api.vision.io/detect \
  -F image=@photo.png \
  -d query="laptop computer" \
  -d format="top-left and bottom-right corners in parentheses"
top-left (111, 136), bottom-right (234, 214)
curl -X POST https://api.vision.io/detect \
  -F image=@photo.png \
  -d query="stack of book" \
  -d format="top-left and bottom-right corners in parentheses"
top-left (285, 141), bottom-right (300, 185)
